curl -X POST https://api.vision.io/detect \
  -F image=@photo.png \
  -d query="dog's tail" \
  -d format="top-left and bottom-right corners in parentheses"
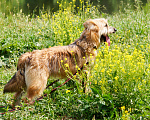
top-left (3, 70), bottom-right (26, 93)
top-left (3, 52), bottom-right (31, 93)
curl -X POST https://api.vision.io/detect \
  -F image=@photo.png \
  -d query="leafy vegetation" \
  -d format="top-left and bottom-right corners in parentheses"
top-left (0, 0), bottom-right (150, 119)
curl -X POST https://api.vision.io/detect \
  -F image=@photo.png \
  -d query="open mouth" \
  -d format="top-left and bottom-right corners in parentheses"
top-left (100, 35), bottom-right (110, 46)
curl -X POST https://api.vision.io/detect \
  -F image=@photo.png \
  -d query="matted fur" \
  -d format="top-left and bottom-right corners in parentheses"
top-left (3, 18), bottom-right (117, 106)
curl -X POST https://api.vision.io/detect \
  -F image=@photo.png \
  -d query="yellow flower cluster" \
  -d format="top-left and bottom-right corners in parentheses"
top-left (121, 106), bottom-right (130, 120)
top-left (90, 44), bottom-right (149, 95)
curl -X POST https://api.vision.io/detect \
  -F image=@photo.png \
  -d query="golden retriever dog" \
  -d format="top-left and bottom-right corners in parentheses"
top-left (3, 18), bottom-right (117, 107)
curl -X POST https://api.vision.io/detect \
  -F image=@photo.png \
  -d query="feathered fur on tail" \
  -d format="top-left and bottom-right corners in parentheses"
top-left (3, 70), bottom-right (26, 93)
top-left (3, 52), bottom-right (31, 93)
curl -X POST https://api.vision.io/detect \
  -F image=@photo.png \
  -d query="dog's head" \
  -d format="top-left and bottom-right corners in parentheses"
top-left (83, 18), bottom-right (117, 46)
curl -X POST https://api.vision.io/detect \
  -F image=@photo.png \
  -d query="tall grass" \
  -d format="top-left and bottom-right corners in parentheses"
top-left (0, 0), bottom-right (150, 119)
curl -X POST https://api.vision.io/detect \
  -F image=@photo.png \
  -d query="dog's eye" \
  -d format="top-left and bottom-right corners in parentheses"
top-left (105, 24), bottom-right (108, 27)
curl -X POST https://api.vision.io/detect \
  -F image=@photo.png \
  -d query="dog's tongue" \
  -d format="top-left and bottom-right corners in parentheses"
top-left (106, 35), bottom-right (110, 46)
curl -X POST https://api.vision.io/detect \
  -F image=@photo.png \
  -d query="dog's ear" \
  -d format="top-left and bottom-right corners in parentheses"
top-left (83, 20), bottom-right (98, 32)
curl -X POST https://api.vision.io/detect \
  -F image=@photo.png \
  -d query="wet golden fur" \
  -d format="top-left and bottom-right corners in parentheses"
top-left (4, 18), bottom-right (116, 106)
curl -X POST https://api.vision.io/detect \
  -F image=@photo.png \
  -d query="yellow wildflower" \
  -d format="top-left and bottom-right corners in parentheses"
top-left (94, 80), bottom-right (97, 84)
top-left (121, 106), bottom-right (125, 110)
top-left (125, 110), bottom-right (128, 114)
top-left (76, 65), bottom-right (78, 69)
top-left (99, 81), bottom-right (102, 84)
top-left (74, 75), bottom-right (76, 78)
top-left (66, 90), bottom-right (70, 93)
top-left (96, 59), bottom-right (99, 62)
top-left (95, 64), bottom-right (98, 68)
top-left (101, 68), bottom-right (105, 73)
top-left (65, 63), bottom-right (69, 68)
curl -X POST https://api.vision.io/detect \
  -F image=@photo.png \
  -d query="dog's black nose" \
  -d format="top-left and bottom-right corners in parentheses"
top-left (114, 28), bottom-right (117, 32)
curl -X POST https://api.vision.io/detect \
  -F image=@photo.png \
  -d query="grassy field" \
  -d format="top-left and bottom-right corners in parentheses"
top-left (0, 0), bottom-right (150, 119)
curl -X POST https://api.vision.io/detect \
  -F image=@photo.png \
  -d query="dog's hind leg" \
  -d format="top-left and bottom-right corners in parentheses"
top-left (23, 68), bottom-right (49, 104)
top-left (12, 91), bottom-right (24, 107)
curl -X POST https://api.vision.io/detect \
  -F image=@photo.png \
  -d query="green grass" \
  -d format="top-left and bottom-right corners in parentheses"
top-left (0, 0), bottom-right (150, 119)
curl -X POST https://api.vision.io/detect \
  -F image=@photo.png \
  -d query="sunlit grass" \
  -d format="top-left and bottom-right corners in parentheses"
top-left (0, 0), bottom-right (150, 119)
